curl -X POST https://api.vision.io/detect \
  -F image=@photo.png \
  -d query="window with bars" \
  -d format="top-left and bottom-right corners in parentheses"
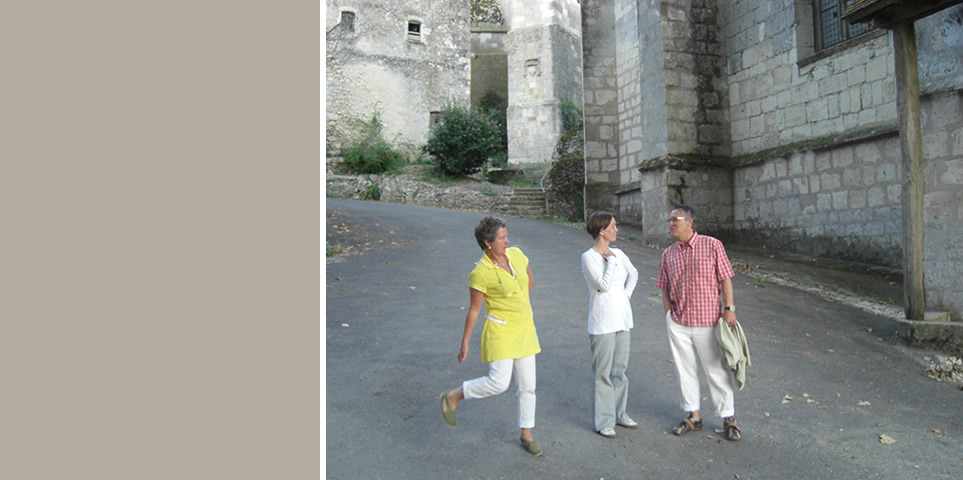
top-left (814, 0), bottom-right (874, 51)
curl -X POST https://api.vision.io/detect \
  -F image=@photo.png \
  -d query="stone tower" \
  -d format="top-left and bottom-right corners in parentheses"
top-left (504, 0), bottom-right (583, 165)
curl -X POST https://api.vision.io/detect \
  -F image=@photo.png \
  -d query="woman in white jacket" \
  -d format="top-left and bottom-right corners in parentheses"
top-left (581, 211), bottom-right (639, 437)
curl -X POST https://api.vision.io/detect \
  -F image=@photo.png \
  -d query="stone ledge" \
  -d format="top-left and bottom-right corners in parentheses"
top-left (897, 316), bottom-right (963, 357)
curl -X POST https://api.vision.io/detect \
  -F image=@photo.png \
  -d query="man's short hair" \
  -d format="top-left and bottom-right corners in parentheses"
top-left (672, 204), bottom-right (696, 219)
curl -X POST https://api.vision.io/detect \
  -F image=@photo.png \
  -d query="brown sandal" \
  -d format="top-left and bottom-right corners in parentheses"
top-left (671, 415), bottom-right (703, 435)
top-left (724, 416), bottom-right (741, 441)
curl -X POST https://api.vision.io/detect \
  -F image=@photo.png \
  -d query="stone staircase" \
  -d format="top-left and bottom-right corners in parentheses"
top-left (503, 187), bottom-right (546, 218)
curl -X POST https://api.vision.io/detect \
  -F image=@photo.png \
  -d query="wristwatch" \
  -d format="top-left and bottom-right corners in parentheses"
top-left (724, 305), bottom-right (736, 312)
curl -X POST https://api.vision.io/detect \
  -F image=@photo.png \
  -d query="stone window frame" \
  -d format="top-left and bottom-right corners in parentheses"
top-left (338, 7), bottom-right (357, 34)
top-left (406, 17), bottom-right (425, 43)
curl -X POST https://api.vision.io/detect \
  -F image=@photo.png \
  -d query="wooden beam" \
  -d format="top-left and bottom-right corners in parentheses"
top-left (892, 21), bottom-right (925, 321)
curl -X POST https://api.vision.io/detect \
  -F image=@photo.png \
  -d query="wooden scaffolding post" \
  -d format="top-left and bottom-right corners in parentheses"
top-left (892, 20), bottom-right (925, 321)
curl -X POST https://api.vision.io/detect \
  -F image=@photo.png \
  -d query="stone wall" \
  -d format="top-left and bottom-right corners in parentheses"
top-left (732, 134), bottom-right (904, 264)
top-left (581, 1), bottom-right (963, 319)
top-left (505, 0), bottom-right (582, 165)
top-left (722, 3), bottom-right (963, 318)
top-left (923, 90), bottom-right (963, 320)
top-left (326, 1), bottom-right (471, 153)
top-left (662, 0), bottom-right (730, 158)
top-left (581, 0), bottom-right (620, 216)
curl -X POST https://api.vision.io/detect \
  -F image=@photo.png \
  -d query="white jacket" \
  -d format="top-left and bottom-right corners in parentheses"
top-left (581, 247), bottom-right (638, 335)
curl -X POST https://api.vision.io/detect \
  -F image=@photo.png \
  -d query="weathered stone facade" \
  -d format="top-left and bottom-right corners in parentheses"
top-left (326, 1), bottom-right (583, 167)
top-left (581, 1), bottom-right (963, 319)
top-left (325, 1), bottom-right (472, 154)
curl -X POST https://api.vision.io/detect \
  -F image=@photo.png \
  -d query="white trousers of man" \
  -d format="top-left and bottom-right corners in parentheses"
top-left (665, 312), bottom-right (735, 418)
top-left (462, 354), bottom-right (536, 429)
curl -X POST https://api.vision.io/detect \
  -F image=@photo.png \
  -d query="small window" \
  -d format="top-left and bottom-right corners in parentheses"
top-left (407, 20), bottom-right (422, 42)
top-left (340, 11), bottom-right (355, 32)
top-left (814, 0), bottom-right (873, 51)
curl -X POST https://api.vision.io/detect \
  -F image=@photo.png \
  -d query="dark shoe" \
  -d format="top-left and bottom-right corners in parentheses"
top-left (439, 392), bottom-right (456, 428)
top-left (671, 415), bottom-right (703, 435)
top-left (519, 437), bottom-right (543, 456)
top-left (724, 416), bottom-right (741, 441)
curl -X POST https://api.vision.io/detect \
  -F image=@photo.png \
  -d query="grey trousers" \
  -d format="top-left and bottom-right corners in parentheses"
top-left (589, 330), bottom-right (631, 431)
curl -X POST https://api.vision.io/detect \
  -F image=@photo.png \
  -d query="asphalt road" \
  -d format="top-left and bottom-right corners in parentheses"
top-left (325, 198), bottom-right (962, 480)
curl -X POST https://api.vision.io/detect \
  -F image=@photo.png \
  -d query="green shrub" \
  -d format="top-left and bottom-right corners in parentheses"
top-left (560, 98), bottom-right (583, 132)
top-left (479, 90), bottom-right (508, 158)
top-left (423, 100), bottom-right (505, 176)
top-left (340, 111), bottom-right (406, 174)
top-left (363, 183), bottom-right (381, 201)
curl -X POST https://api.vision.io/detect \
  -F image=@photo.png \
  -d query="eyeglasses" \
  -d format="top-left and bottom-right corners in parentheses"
top-left (667, 216), bottom-right (689, 223)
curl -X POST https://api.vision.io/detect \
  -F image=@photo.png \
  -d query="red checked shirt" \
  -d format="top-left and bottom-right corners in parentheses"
top-left (656, 232), bottom-right (735, 327)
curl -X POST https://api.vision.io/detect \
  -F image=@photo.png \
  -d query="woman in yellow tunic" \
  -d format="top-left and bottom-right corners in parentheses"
top-left (439, 216), bottom-right (543, 456)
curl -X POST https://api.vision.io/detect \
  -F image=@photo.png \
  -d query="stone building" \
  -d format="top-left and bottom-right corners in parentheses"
top-left (326, 0), bottom-right (583, 166)
top-left (325, 1), bottom-right (471, 154)
top-left (580, 0), bottom-right (963, 320)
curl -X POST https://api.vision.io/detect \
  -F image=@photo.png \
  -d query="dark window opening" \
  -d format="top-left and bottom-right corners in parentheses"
top-left (341, 11), bottom-right (355, 32)
top-left (408, 21), bottom-right (421, 40)
top-left (815, 0), bottom-right (873, 51)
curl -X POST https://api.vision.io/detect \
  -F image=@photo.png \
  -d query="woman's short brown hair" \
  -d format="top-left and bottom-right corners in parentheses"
top-left (474, 216), bottom-right (506, 250)
top-left (586, 211), bottom-right (615, 239)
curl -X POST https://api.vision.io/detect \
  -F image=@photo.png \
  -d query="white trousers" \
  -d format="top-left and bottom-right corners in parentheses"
top-left (462, 354), bottom-right (536, 429)
top-left (665, 312), bottom-right (735, 419)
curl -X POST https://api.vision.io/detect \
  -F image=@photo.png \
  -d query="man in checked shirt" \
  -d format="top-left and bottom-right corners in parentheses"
top-left (656, 203), bottom-right (742, 441)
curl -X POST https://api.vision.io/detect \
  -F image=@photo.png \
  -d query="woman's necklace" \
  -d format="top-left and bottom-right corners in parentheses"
top-left (489, 252), bottom-right (510, 270)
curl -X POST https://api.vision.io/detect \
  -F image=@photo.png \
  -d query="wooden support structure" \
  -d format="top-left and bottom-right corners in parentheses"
top-left (843, 0), bottom-right (963, 320)
top-left (891, 20), bottom-right (925, 320)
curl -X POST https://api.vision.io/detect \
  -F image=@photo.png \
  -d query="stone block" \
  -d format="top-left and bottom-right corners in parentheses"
top-left (785, 105), bottom-right (806, 127)
top-left (872, 80), bottom-right (885, 107)
top-left (819, 75), bottom-right (847, 96)
top-left (793, 177), bottom-right (810, 194)
top-left (862, 166), bottom-right (877, 186)
top-left (806, 98), bottom-right (830, 122)
top-left (876, 163), bottom-right (898, 182)
top-left (850, 190), bottom-right (867, 208)
top-left (846, 64), bottom-right (866, 85)
top-left (940, 159), bottom-right (963, 185)
top-left (817, 193), bottom-right (831, 211)
top-left (778, 180), bottom-right (792, 195)
top-left (865, 56), bottom-right (888, 82)
top-left (843, 167), bottom-right (862, 186)
top-left (821, 172), bottom-right (841, 190)
top-left (815, 152), bottom-right (832, 172)
top-left (887, 184), bottom-right (902, 204)
top-left (775, 159), bottom-right (788, 177)
top-left (952, 128), bottom-right (963, 156)
top-left (858, 108), bottom-right (878, 124)
top-left (832, 191), bottom-right (848, 209)
top-left (925, 191), bottom-right (957, 221)
top-left (924, 131), bottom-right (950, 158)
